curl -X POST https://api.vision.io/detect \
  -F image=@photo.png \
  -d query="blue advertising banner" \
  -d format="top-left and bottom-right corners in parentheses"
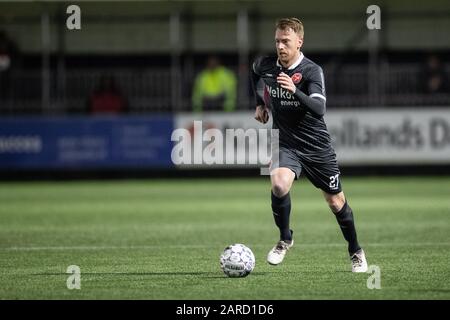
top-left (0, 116), bottom-right (174, 169)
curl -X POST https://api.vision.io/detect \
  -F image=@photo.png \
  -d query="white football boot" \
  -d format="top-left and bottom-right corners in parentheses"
top-left (267, 239), bottom-right (294, 265)
top-left (350, 249), bottom-right (368, 273)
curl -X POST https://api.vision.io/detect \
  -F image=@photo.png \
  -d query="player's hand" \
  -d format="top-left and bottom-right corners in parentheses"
top-left (254, 105), bottom-right (269, 124)
top-left (277, 72), bottom-right (296, 93)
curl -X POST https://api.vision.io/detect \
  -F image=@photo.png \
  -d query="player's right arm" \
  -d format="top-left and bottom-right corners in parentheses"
top-left (251, 57), bottom-right (269, 124)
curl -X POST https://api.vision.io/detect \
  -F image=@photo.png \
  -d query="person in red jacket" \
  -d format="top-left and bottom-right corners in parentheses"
top-left (89, 75), bottom-right (128, 114)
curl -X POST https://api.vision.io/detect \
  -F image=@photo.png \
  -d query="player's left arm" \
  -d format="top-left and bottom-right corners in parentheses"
top-left (276, 66), bottom-right (326, 117)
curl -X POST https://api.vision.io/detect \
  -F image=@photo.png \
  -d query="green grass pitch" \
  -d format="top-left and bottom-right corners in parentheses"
top-left (0, 176), bottom-right (449, 299)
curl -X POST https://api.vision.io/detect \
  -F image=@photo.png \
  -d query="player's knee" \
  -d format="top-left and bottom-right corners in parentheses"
top-left (325, 193), bottom-right (345, 213)
top-left (271, 181), bottom-right (290, 198)
top-left (327, 197), bottom-right (345, 213)
top-left (271, 169), bottom-right (294, 197)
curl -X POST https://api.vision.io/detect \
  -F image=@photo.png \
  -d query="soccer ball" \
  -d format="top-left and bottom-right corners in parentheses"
top-left (219, 244), bottom-right (255, 278)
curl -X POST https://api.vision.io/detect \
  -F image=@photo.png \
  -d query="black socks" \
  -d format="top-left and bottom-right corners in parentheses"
top-left (271, 191), bottom-right (293, 241)
top-left (271, 191), bottom-right (360, 254)
top-left (334, 201), bottom-right (361, 255)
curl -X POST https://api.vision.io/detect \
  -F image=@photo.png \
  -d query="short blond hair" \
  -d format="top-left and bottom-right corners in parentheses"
top-left (276, 17), bottom-right (304, 38)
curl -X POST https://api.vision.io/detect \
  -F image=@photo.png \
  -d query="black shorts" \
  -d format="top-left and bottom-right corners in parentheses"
top-left (271, 146), bottom-right (342, 194)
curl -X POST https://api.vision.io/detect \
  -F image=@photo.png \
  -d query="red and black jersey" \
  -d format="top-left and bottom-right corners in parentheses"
top-left (251, 53), bottom-right (335, 157)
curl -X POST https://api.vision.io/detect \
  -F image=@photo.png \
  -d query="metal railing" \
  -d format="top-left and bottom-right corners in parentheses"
top-left (0, 63), bottom-right (449, 114)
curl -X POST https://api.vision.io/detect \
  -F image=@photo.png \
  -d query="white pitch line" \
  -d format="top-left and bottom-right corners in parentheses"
top-left (1, 242), bottom-right (449, 251)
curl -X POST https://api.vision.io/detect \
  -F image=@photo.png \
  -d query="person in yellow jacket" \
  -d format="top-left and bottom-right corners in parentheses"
top-left (192, 56), bottom-right (237, 112)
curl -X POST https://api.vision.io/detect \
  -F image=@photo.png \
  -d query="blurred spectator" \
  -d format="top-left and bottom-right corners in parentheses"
top-left (0, 30), bottom-right (19, 101)
top-left (423, 54), bottom-right (448, 94)
top-left (192, 55), bottom-right (237, 112)
top-left (88, 75), bottom-right (128, 114)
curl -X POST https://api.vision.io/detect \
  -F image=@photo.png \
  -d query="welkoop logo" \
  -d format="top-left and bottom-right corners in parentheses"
top-left (266, 85), bottom-right (295, 100)
top-left (171, 121), bottom-right (279, 175)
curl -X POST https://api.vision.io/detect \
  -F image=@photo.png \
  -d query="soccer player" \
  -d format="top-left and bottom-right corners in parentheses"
top-left (251, 17), bottom-right (368, 272)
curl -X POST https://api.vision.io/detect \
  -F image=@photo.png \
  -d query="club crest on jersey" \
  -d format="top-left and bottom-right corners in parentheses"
top-left (291, 73), bottom-right (302, 84)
